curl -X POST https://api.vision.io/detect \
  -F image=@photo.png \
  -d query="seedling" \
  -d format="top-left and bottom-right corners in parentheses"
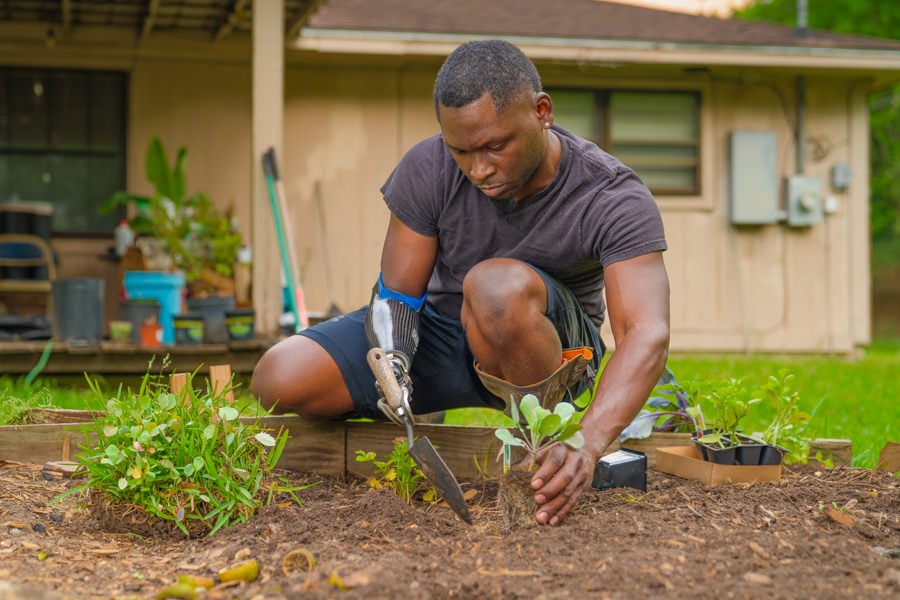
top-left (691, 377), bottom-right (761, 448)
top-left (755, 370), bottom-right (812, 464)
top-left (355, 438), bottom-right (437, 504)
top-left (494, 394), bottom-right (584, 471)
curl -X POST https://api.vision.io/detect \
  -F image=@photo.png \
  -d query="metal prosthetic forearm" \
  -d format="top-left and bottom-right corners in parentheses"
top-left (365, 274), bottom-right (426, 422)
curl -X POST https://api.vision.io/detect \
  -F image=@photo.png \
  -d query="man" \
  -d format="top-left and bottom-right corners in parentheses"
top-left (252, 39), bottom-right (670, 526)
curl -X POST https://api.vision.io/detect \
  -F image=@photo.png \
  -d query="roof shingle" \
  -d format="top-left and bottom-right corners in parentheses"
top-left (306, 0), bottom-right (900, 51)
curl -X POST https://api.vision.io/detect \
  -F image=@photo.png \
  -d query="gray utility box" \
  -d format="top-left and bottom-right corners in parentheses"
top-left (785, 175), bottom-right (824, 227)
top-left (729, 130), bottom-right (782, 225)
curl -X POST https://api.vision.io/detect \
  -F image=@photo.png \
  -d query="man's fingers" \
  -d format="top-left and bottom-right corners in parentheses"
top-left (532, 445), bottom-right (594, 525)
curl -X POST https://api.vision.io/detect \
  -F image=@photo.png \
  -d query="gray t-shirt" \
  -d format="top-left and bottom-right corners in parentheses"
top-left (380, 125), bottom-right (667, 327)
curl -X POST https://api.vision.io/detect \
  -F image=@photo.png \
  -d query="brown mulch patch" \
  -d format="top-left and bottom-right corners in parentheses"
top-left (0, 459), bottom-right (897, 599)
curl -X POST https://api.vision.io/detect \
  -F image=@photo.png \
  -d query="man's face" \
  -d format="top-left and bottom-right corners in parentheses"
top-left (438, 92), bottom-right (548, 202)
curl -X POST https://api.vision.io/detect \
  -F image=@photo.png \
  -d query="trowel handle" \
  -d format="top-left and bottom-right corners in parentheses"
top-left (367, 348), bottom-right (405, 413)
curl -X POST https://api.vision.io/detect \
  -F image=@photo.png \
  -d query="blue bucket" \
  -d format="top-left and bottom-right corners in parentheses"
top-left (123, 271), bottom-right (185, 345)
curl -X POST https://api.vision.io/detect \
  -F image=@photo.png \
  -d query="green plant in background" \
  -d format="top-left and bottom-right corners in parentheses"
top-left (58, 368), bottom-right (299, 536)
top-left (619, 366), bottom-right (705, 442)
top-left (755, 370), bottom-right (812, 464)
top-left (102, 136), bottom-right (242, 296)
top-left (690, 377), bottom-right (761, 448)
top-left (494, 394), bottom-right (584, 471)
top-left (0, 380), bottom-right (54, 426)
top-left (355, 439), bottom-right (437, 504)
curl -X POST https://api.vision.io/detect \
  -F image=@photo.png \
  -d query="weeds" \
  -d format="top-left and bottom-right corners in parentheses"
top-left (57, 366), bottom-right (307, 536)
top-left (355, 438), bottom-right (437, 504)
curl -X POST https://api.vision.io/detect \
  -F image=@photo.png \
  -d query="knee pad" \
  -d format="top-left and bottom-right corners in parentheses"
top-left (475, 347), bottom-right (595, 419)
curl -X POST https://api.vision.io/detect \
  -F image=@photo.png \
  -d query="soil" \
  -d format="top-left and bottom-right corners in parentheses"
top-left (0, 459), bottom-right (898, 600)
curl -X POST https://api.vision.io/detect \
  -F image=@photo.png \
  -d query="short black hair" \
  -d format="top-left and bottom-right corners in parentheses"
top-left (434, 40), bottom-right (542, 117)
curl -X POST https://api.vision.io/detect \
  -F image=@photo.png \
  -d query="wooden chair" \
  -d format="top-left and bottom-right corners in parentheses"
top-left (0, 233), bottom-right (57, 318)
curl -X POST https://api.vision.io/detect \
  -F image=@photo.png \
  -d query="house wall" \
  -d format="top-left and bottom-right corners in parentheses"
top-left (1, 45), bottom-right (872, 353)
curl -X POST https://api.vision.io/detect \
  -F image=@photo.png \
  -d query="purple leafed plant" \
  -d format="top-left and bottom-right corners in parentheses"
top-left (619, 367), bottom-right (705, 442)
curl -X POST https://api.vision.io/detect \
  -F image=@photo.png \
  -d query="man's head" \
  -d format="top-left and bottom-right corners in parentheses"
top-left (434, 40), bottom-right (558, 203)
top-left (433, 39), bottom-right (542, 117)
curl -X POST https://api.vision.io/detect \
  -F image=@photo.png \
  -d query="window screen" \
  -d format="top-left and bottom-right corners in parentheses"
top-left (548, 88), bottom-right (700, 195)
top-left (0, 68), bottom-right (127, 234)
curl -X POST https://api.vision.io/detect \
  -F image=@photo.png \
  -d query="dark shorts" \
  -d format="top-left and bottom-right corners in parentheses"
top-left (300, 266), bottom-right (605, 419)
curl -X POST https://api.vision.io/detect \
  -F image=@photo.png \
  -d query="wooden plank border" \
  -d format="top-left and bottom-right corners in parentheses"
top-left (0, 412), bottom-right (855, 478)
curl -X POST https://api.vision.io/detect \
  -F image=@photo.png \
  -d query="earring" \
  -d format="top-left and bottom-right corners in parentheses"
top-left (544, 121), bottom-right (550, 128)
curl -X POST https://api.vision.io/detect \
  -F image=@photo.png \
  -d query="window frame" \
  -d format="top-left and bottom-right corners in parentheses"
top-left (0, 66), bottom-right (129, 237)
top-left (545, 81), bottom-right (713, 211)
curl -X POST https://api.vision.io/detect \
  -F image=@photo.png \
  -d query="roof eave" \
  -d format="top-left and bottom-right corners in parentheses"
top-left (290, 29), bottom-right (900, 72)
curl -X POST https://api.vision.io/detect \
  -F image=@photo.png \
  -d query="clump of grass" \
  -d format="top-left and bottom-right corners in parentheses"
top-left (0, 378), bottom-right (55, 425)
top-left (58, 366), bottom-right (307, 536)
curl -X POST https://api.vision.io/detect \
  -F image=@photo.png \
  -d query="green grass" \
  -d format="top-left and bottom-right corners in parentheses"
top-left (446, 339), bottom-right (900, 469)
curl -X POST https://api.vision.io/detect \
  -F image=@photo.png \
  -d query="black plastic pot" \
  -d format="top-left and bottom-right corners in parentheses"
top-left (759, 444), bottom-right (787, 466)
top-left (735, 434), bottom-right (765, 465)
top-left (692, 431), bottom-right (737, 464)
top-left (173, 314), bottom-right (204, 345)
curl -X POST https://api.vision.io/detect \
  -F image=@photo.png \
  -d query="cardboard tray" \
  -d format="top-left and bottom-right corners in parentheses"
top-left (655, 445), bottom-right (782, 485)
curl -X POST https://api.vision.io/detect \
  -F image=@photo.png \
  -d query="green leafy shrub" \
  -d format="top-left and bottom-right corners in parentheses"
top-left (60, 368), bottom-right (298, 536)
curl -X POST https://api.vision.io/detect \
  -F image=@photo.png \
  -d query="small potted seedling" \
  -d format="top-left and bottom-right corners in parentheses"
top-left (494, 394), bottom-right (583, 531)
top-left (688, 377), bottom-right (763, 465)
top-left (755, 370), bottom-right (812, 465)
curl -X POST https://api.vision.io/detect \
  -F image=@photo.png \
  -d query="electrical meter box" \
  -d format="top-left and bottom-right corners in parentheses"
top-left (786, 175), bottom-right (823, 227)
top-left (729, 131), bottom-right (781, 224)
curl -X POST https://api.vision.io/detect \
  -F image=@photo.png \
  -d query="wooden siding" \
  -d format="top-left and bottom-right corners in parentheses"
top-left (0, 46), bottom-right (875, 353)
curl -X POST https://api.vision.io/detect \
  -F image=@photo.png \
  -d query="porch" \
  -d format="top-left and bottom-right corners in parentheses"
top-left (0, 338), bottom-right (273, 379)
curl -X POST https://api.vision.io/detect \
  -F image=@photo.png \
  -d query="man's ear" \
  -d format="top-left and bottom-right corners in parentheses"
top-left (535, 92), bottom-right (553, 127)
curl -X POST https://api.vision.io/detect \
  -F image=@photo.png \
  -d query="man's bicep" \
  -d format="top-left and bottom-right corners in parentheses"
top-left (603, 252), bottom-right (670, 344)
top-left (380, 214), bottom-right (438, 296)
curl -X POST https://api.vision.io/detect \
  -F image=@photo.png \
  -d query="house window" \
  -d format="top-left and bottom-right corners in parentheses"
top-left (549, 88), bottom-right (700, 195)
top-left (0, 67), bottom-right (127, 235)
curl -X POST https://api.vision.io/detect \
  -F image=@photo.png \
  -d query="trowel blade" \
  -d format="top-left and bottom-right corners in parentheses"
top-left (409, 436), bottom-right (472, 524)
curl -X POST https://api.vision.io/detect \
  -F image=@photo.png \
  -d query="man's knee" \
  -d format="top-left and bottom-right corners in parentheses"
top-left (251, 336), bottom-right (314, 411)
top-left (463, 258), bottom-right (544, 319)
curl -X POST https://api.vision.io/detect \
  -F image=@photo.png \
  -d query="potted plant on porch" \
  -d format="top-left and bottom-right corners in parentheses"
top-left (103, 137), bottom-right (243, 343)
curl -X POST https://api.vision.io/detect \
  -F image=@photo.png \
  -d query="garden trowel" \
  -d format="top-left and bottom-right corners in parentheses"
top-left (367, 348), bottom-right (472, 524)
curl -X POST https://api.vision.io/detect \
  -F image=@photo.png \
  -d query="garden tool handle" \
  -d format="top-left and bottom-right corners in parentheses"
top-left (367, 348), bottom-right (414, 432)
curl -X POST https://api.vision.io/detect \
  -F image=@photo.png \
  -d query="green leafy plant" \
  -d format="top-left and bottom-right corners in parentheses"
top-left (619, 367), bottom-right (705, 441)
top-left (755, 370), bottom-right (812, 465)
top-left (355, 438), bottom-right (437, 504)
top-left (102, 136), bottom-right (242, 296)
top-left (58, 366), bottom-right (302, 536)
top-left (494, 394), bottom-right (584, 471)
top-left (690, 377), bottom-right (761, 448)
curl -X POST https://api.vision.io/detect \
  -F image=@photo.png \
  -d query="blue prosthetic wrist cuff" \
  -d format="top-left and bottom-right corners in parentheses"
top-left (377, 273), bottom-right (427, 312)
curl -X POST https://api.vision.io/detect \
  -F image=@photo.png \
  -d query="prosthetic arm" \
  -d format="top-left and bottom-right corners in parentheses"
top-left (364, 273), bottom-right (426, 423)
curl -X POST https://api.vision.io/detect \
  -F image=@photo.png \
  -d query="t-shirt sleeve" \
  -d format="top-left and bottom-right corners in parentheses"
top-left (379, 136), bottom-right (444, 238)
top-left (587, 167), bottom-right (667, 267)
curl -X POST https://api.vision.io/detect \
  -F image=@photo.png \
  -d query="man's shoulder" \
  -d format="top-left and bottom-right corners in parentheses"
top-left (404, 133), bottom-right (446, 159)
top-left (556, 127), bottom-right (622, 173)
